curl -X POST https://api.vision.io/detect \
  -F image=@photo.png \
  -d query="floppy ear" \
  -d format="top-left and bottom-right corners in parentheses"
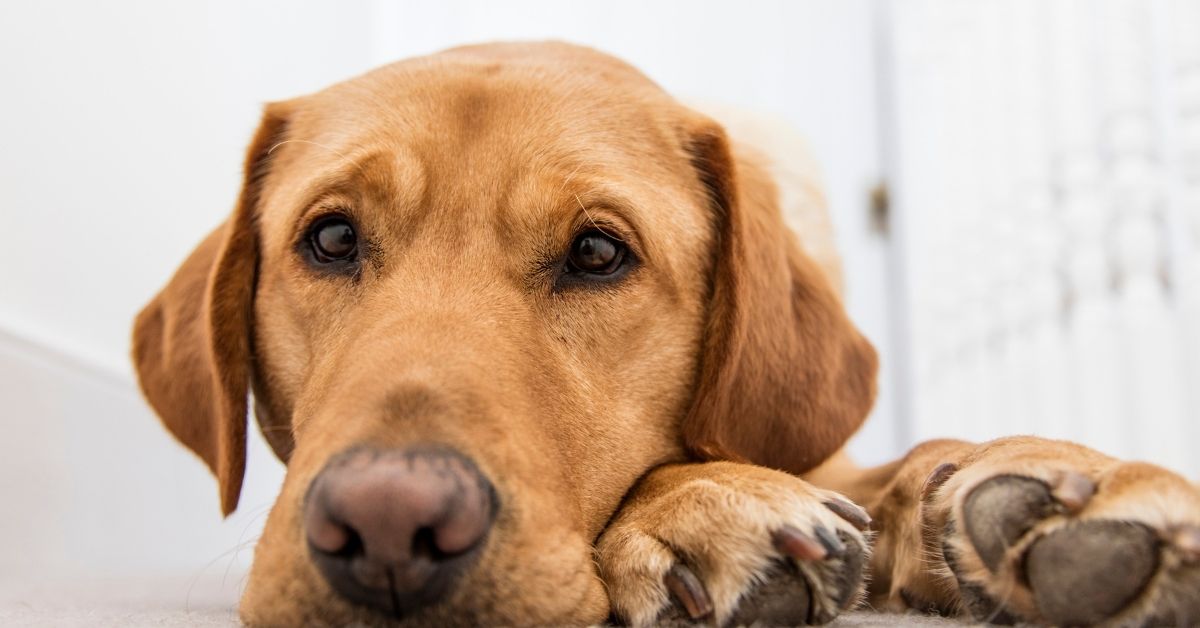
top-left (681, 120), bottom-right (878, 474)
top-left (131, 105), bottom-right (288, 516)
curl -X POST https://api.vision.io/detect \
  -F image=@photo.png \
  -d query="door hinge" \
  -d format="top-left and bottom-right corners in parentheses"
top-left (869, 181), bottom-right (890, 237)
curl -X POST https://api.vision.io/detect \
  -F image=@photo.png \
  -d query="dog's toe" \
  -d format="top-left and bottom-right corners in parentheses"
top-left (736, 528), bottom-right (864, 626)
top-left (658, 558), bottom-right (823, 627)
top-left (652, 527), bottom-right (864, 627)
top-left (597, 464), bottom-right (869, 627)
top-left (961, 475), bottom-right (1059, 572)
top-left (723, 560), bottom-right (815, 626)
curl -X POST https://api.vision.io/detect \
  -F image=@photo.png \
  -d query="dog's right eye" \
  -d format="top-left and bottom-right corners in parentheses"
top-left (307, 216), bottom-right (358, 264)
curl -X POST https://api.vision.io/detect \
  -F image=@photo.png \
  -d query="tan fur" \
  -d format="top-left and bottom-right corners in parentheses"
top-left (132, 42), bottom-right (1199, 626)
top-left (597, 462), bottom-right (869, 626)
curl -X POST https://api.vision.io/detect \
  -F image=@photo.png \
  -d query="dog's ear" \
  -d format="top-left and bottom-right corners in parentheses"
top-left (131, 104), bottom-right (289, 516)
top-left (681, 120), bottom-right (878, 474)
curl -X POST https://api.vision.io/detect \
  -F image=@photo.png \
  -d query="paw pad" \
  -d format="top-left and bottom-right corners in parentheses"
top-left (962, 475), bottom-right (1058, 572)
top-left (1025, 520), bottom-right (1158, 626)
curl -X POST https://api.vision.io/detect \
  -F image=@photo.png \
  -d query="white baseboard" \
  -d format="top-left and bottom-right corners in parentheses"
top-left (0, 317), bottom-right (134, 396)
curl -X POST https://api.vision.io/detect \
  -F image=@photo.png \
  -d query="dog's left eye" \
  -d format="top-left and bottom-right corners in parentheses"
top-left (566, 231), bottom-right (625, 275)
top-left (308, 216), bottom-right (358, 263)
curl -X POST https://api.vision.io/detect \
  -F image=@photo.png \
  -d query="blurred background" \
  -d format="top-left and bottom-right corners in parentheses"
top-left (1, 0), bottom-right (1197, 612)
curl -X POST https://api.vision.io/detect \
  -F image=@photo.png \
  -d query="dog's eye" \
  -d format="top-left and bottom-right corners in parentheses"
top-left (309, 216), bottom-right (358, 263)
top-left (567, 231), bottom-right (625, 275)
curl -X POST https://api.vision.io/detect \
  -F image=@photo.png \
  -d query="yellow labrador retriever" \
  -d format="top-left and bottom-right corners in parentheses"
top-left (132, 42), bottom-right (1200, 626)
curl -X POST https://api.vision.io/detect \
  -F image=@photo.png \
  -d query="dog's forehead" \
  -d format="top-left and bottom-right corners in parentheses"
top-left (296, 46), bottom-right (680, 161)
top-left (257, 46), bottom-right (703, 254)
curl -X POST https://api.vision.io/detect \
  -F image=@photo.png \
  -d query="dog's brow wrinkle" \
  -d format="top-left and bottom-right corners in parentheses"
top-left (574, 193), bottom-right (621, 241)
top-left (267, 138), bottom-right (369, 177)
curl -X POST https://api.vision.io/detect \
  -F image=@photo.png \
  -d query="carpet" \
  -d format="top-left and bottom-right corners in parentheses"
top-left (0, 573), bottom-right (970, 627)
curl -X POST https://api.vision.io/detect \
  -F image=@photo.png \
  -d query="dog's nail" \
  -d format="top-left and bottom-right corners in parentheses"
top-left (1050, 471), bottom-right (1096, 514)
top-left (813, 526), bottom-right (846, 558)
top-left (664, 563), bottom-right (713, 620)
top-left (824, 499), bottom-right (871, 531)
top-left (1173, 525), bottom-right (1200, 563)
top-left (921, 463), bottom-right (959, 502)
top-left (773, 524), bottom-right (828, 561)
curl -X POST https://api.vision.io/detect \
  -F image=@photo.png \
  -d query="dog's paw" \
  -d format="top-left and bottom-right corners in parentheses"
top-left (917, 438), bottom-right (1200, 626)
top-left (596, 462), bottom-right (870, 626)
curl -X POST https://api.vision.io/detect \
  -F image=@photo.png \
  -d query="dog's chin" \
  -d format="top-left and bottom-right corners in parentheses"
top-left (240, 560), bottom-right (610, 628)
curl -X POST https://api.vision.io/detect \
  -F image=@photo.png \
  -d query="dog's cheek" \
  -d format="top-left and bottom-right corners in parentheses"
top-left (252, 281), bottom-right (311, 405)
top-left (476, 529), bottom-right (611, 625)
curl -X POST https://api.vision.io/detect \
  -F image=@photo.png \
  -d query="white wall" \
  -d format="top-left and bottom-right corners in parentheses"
top-left (0, 0), bottom-right (376, 374)
top-left (0, 0), bottom-right (376, 583)
top-left (0, 1), bottom-right (895, 581)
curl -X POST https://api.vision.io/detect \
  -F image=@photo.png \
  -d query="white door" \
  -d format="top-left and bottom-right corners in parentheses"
top-left (882, 0), bottom-right (1200, 478)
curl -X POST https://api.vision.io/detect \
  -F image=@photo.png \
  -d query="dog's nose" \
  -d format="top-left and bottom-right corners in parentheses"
top-left (304, 446), bottom-right (497, 617)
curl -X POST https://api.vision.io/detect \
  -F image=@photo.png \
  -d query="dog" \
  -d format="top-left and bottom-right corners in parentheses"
top-left (132, 42), bottom-right (1200, 626)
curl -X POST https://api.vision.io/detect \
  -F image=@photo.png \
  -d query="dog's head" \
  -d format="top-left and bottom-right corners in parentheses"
top-left (131, 42), bottom-right (876, 625)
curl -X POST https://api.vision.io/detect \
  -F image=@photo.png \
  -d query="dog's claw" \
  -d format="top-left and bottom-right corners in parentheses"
top-left (921, 462), bottom-right (959, 502)
top-left (664, 563), bottom-right (713, 620)
top-left (773, 524), bottom-right (829, 561)
top-left (1050, 470), bottom-right (1095, 514)
top-left (823, 499), bottom-right (871, 531)
top-left (814, 526), bottom-right (845, 558)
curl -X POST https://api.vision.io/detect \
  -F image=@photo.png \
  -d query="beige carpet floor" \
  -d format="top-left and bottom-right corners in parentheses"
top-left (0, 574), bottom-right (968, 627)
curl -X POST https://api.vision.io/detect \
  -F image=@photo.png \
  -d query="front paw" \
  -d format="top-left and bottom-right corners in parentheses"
top-left (596, 462), bottom-right (870, 626)
top-left (919, 438), bottom-right (1200, 626)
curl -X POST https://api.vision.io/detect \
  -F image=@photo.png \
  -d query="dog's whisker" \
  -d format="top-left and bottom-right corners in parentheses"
top-left (573, 193), bottom-right (621, 241)
top-left (555, 163), bottom-right (585, 199)
top-left (266, 138), bottom-right (371, 178)
top-left (184, 534), bottom-right (265, 613)
top-left (222, 503), bottom-right (275, 586)
top-left (181, 500), bottom-right (274, 612)
top-left (267, 138), bottom-right (350, 162)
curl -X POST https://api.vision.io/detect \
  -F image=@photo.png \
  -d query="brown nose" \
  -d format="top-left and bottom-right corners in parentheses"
top-left (304, 446), bottom-right (497, 617)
